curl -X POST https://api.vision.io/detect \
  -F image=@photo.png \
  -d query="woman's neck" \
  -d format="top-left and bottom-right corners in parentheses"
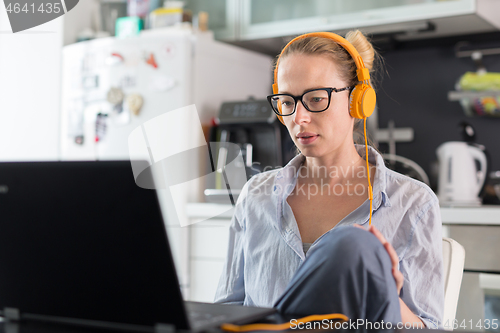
top-left (300, 144), bottom-right (368, 187)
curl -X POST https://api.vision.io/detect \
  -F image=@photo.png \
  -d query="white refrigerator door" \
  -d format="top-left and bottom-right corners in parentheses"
top-left (60, 30), bottom-right (193, 161)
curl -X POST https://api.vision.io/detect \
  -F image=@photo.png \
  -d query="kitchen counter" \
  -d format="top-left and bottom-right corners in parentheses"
top-left (440, 205), bottom-right (500, 225)
top-left (186, 203), bottom-right (235, 220)
top-left (187, 203), bottom-right (500, 225)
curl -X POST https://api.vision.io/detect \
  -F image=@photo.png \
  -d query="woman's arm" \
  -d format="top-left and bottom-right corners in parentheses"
top-left (397, 198), bottom-right (444, 329)
top-left (214, 213), bottom-right (246, 304)
top-left (363, 223), bottom-right (442, 328)
top-left (400, 298), bottom-right (425, 328)
top-left (214, 183), bottom-right (250, 305)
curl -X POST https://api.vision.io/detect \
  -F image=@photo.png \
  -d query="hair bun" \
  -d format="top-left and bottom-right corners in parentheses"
top-left (346, 30), bottom-right (375, 72)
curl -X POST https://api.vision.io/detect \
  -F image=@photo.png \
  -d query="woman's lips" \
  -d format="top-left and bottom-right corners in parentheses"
top-left (297, 134), bottom-right (319, 145)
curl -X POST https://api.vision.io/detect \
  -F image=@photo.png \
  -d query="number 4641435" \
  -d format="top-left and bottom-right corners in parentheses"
top-left (6, 2), bottom-right (61, 14)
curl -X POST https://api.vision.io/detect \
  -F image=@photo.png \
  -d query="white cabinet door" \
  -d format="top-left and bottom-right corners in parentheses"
top-left (239, 0), bottom-right (476, 40)
top-left (190, 260), bottom-right (226, 303)
top-left (191, 221), bottom-right (232, 259)
top-left (187, 217), bottom-right (232, 302)
top-left (184, 0), bottom-right (238, 40)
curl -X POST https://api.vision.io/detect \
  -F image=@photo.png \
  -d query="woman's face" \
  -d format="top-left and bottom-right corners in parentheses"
top-left (277, 53), bottom-right (355, 159)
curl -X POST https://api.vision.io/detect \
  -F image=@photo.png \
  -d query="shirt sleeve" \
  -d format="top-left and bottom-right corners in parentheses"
top-left (213, 184), bottom-right (248, 305)
top-left (400, 197), bottom-right (444, 329)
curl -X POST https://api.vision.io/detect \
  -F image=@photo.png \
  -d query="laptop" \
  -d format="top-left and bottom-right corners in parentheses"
top-left (0, 160), bottom-right (275, 332)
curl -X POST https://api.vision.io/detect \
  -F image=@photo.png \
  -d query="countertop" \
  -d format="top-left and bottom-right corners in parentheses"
top-left (187, 203), bottom-right (500, 225)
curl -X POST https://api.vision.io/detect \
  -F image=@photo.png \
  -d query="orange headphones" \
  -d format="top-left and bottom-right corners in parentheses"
top-left (272, 31), bottom-right (375, 225)
top-left (272, 31), bottom-right (376, 125)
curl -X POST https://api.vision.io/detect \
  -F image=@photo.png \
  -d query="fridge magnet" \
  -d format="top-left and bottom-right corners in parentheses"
top-left (95, 113), bottom-right (108, 142)
top-left (82, 75), bottom-right (99, 89)
top-left (74, 135), bottom-right (84, 145)
top-left (145, 53), bottom-right (158, 69)
top-left (163, 42), bottom-right (176, 59)
top-left (126, 93), bottom-right (144, 116)
top-left (120, 75), bottom-right (137, 88)
top-left (112, 102), bottom-right (131, 126)
top-left (107, 87), bottom-right (125, 105)
top-left (106, 53), bottom-right (125, 66)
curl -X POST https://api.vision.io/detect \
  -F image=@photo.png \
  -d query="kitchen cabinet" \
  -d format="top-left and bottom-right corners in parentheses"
top-left (441, 206), bottom-right (500, 331)
top-left (184, 203), bottom-right (234, 302)
top-left (184, 0), bottom-right (500, 55)
top-left (239, 0), bottom-right (492, 40)
top-left (183, 0), bottom-right (238, 40)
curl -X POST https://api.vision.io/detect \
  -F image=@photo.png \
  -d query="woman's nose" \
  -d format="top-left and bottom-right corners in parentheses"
top-left (293, 101), bottom-right (311, 125)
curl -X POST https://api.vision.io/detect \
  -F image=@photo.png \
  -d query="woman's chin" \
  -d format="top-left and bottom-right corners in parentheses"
top-left (298, 146), bottom-right (322, 157)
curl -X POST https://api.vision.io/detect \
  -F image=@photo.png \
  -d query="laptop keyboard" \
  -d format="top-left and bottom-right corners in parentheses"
top-left (188, 311), bottom-right (229, 328)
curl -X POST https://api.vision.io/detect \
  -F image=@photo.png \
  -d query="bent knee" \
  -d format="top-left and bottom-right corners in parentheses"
top-left (313, 225), bottom-right (385, 258)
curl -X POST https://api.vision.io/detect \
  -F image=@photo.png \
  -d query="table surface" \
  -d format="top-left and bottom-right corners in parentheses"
top-left (0, 319), bottom-right (478, 333)
top-left (187, 203), bottom-right (500, 225)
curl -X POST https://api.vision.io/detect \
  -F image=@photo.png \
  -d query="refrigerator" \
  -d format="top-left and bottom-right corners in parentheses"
top-left (60, 27), bottom-right (272, 299)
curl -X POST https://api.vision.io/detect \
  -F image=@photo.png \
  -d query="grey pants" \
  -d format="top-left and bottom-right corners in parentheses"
top-left (274, 226), bottom-right (402, 324)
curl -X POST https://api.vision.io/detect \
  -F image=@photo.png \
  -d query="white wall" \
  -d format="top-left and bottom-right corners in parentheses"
top-left (0, 7), bottom-right (63, 161)
top-left (63, 0), bottom-right (100, 45)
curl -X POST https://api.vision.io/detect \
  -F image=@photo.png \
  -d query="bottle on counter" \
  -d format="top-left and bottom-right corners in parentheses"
top-left (127, 0), bottom-right (150, 18)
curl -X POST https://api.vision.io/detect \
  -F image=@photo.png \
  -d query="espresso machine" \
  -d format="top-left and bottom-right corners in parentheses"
top-left (204, 99), bottom-right (295, 203)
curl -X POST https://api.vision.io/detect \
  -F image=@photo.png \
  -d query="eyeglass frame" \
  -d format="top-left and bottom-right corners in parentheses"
top-left (267, 86), bottom-right (354, 117)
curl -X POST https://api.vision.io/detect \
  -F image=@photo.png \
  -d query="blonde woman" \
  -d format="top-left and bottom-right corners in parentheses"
top-left (215, 30), bottom-right (443, 329)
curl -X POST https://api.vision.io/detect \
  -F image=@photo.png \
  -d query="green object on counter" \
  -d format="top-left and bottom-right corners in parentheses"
top-left (459, 72), bottom-right (500, 91)
top-left (115, 17), bottom-right (143, 38)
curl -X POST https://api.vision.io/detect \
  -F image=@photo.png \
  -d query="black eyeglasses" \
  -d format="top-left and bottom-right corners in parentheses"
top-left (267, 87), bottom-right (353, 116)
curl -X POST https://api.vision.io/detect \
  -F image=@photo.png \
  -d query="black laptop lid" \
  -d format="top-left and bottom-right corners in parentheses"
top-left (0, 161), bottom-right (189, 330)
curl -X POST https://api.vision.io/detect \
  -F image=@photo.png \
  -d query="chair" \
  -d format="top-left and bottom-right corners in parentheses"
top-left (442, 237), bottom-right (466, 329)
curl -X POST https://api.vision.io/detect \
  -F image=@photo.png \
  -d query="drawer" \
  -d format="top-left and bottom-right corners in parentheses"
top-left (189, 259), bottom-right (225, 303)
top-left (190, 221), bottom-right (231, 259)
top-left (448, 226), bottom-right (500, 271)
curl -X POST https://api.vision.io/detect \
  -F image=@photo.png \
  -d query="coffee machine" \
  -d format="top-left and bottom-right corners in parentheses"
top-left (204, 99), bottom-right (295, 203)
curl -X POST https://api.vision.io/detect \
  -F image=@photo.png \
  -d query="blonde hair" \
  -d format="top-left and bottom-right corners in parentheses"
top-left (275, 30), bottom-right (380, 152)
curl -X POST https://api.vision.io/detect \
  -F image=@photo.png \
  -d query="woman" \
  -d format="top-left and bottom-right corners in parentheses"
top-left (214, 30), bottom-right (444, 329)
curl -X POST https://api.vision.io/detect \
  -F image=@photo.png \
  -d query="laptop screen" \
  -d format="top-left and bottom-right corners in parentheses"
top-left (0, 161), bottom-right (189, 330)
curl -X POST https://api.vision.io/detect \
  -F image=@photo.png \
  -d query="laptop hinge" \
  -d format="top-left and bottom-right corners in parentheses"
top-left (155, 323), bottom-right (175, 333)
top-left (4, 308), bottom-right (20, 321)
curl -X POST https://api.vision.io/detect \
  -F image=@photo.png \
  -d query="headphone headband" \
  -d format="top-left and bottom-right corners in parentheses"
top-left (272, 32), bottom-right (371, 94)
top-left (272, 31), bottom-right (376, 123)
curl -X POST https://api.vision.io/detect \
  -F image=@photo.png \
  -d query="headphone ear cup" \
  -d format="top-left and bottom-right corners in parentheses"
top-left (349, 85), bottom-right (363, 119)
top-left (349, 84), bottom-right (376, 119)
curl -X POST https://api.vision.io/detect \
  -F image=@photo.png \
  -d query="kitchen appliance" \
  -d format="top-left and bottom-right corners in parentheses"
top-left (204, 99), bottom-right (295, 203)
top-left (436, 141), bottom-right (488, 206)
top-left (377, 119), bottom-right (429, 186)
top-left (383, 153), bottom-right (430, 186)
top-left (483, 171), bottom-right (500, 205)
top-left (60, 27), bottom-right (271, 297)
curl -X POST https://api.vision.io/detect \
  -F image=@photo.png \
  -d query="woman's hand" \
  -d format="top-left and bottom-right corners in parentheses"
top-left (353, 224), bottom-right (404, 295)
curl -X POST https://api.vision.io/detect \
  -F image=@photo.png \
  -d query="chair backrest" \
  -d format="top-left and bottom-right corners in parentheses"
top-left (442, 237), bottom-right (466, 328)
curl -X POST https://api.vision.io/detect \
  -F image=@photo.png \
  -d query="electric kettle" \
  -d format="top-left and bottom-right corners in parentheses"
top-left (436, 141), bottom-right (488, 206)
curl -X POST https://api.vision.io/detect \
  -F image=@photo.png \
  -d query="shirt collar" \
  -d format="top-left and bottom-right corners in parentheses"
top-left (274, 145), bottom-right (391, 222)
